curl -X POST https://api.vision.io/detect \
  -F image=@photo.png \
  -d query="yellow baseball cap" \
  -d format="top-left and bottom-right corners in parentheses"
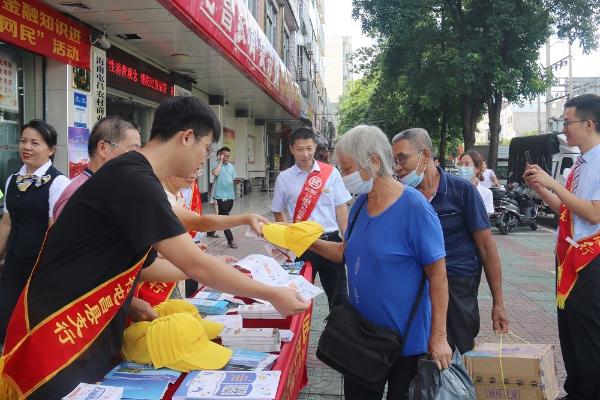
top-left (121, 321), bottom-right (152, 364)
top-left (146, 313), bottom-right (232, 372)
top-left (153, 299), bottom-right (224, 339)
top-left (262, 221), bottom-right (325, 256)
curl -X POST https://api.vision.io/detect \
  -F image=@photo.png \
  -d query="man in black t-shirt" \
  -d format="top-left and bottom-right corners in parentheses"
top-left (2, 96), bottom-right (310, 399)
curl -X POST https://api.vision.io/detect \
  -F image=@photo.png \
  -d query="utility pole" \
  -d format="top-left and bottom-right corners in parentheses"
top-left (545, 42), bottom-right (551, 134)
top-left (537, 94), bottom-right (542, 134)
top-left (568, 41), bottom-right (573, 98)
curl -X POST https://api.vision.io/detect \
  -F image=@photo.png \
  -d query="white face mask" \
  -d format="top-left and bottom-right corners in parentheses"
top-left (342, 157), bottom-right (374, 195)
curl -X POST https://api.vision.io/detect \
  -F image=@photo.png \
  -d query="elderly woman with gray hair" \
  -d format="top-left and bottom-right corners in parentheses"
top-left (311, 125), bottom-right (452, 400)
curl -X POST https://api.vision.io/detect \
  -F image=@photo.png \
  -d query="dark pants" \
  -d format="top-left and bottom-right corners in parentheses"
top-left (299, 232), bottom-right (347, 309)
top-left (558, 255), bottom-right (600, 399)
top-left (0, 256), bottom-right (36, 344)
top-left (208, 199), bottom-right (235, 244)
top-left (446, 275), bottom-right (481, 354)
top-left (344, 354), bottom-right (422, 400)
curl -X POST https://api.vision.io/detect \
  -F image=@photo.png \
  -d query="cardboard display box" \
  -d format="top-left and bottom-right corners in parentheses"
top-left (463, 343), bottom-right (559, 400)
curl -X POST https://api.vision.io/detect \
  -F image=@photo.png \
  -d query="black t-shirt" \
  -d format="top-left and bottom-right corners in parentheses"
top-left (26, 151), bottom-right (185, 399)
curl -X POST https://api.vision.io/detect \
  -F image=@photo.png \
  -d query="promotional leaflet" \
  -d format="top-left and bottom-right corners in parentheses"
top-left (173, 371), bottom-right (281, 400)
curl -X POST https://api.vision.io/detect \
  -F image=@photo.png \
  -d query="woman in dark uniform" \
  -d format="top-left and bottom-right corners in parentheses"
top-left (0, 120), bottom-right (69, 343)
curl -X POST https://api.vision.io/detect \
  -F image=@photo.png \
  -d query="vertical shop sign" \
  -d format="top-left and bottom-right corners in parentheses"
top-left (67, 126), bottom-right (90, 178)
top-left (0, 49), bottom-right (18, 111)
top-left (0, 0), bottom-right (90, 69)
top-left (91, 47), bottom-right (106, 122)
top-left (73, 92), bottom-right (87, 128)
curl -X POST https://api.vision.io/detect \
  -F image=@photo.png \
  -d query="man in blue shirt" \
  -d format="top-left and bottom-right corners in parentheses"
top-left (392, 128), bottom-right (509, 354)
top-left (208, 146), bottom-right (238, 248)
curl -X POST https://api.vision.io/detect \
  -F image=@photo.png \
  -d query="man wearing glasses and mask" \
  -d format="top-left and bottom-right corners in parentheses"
top-left (392, 128), bottom-right (509, 354)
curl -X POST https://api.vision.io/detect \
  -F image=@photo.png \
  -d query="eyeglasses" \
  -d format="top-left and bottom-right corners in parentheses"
top-left (105, 140), bottom-right (139, 152)
top-left (393, 151), bottom-right (420, 166)
top-left (199, 137), bottom-right (215, 159)
top-left (563, 119), bottom-right (597, 128)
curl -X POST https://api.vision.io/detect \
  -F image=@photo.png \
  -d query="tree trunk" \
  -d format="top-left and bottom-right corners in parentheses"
top-left (461, 97), bottom-right (478, 151)
top-left (439, 109), bottom-right (448, 169)
top-left (487, 92), bottom-right (503, 170)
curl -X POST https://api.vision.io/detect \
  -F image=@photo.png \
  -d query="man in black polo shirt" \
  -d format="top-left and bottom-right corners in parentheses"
top-left (1, 96), bottom-right (309, 399)
top-left (392, 128), bottom-right (509, 353)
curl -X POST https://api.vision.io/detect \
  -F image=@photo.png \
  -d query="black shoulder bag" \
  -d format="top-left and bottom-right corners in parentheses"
top-left (316, 195), bottom-right (427, 392)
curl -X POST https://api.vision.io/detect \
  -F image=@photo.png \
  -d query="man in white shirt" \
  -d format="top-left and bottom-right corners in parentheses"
top-left (524, 94), bottom-right (600, 399)
top-left (272, 128), bottom-right (352, 308)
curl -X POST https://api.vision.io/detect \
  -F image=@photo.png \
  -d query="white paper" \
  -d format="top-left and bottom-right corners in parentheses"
top-left (277, 275), bottom-right (324, 302)
top-left (62, 383), bottom-right (123, 400)
top-left (235, 254), bottom-right (290, 286)
top-left (205, 314), bottom-right (243, 330)
top-left (264, 244), bottom-right (296, 263)
top-left (280, 330), bottom-right (294, 342)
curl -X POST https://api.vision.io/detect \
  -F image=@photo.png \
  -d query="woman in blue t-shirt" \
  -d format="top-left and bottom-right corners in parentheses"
top-left (310, 125), bottom-right (452, 400)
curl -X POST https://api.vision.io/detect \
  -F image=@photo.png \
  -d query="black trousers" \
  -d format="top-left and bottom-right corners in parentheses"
top-left (0, 255), bottom-right (36, 344)
top-left (208, 199), bottom-right (235, 244)
top-left (299, 233), bottom-right (347, 309)
top-left (344, 354), bottom-right (422, 400)
top-left (558, 255), bottom-right (600, 400)
top-left (446, 275), bottom-right (481, 354)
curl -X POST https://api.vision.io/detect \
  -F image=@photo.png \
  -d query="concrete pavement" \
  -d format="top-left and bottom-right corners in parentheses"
top-left (202, 192), bottom-right (565, 399)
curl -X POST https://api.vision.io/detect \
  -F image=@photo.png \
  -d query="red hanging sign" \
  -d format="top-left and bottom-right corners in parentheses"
top-left (0, 0), bottom-right (91, 69)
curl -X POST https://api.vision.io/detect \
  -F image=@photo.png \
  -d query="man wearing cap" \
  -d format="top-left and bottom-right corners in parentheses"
top-left (272, 127), bottom-right (351, 308)
top-left (0, 96), bottom-right (309, 400)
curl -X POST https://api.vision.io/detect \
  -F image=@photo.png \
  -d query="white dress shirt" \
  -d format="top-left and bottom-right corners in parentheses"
top-left (476, 183), bottom-right (494, 215)
top-left (271, 161), bottom-right (352, 233)
top-left (572, 143), bottom-right (600, 241)
top-left (4, 160), bottom-right (70, 218)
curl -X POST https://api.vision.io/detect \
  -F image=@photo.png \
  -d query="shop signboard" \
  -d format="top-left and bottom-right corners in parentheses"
top-left (73, 92), bottom-right (87, 128)
top-left (161, 0), bottom-right (301, 117)
top-left (0, 48), bottom-right (18, 112)
top-left (0, 0), bottom-right (90, 69)
top-left (106, 46), bottom-right (173, 104)
top-left (91, 47), bottom-right (106, 122)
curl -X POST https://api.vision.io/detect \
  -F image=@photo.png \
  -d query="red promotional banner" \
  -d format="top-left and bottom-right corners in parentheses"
top-left (0, 0), bottom-right (90, 69)
top-left (160, 0), bottom-right (301, 118)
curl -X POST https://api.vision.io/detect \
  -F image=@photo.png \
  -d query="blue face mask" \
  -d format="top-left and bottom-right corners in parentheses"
top-left (457, 166), bottom-right (475, 181)
top-left (342, 157), bottom-right (374, 195)
top-left (400, 152), bottom-right (425, 188)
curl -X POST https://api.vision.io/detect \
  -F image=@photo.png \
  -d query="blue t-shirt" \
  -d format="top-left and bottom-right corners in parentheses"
top-left (430, 168), bottom-right (490, 276)
top-left (344, 187), bottom-right (446, 356)
top-left (213, 163), bottom-right (237, 200)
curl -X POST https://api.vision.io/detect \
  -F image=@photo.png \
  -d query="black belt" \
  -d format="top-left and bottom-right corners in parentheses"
top-left (320, 231), bottom-right (340, 241)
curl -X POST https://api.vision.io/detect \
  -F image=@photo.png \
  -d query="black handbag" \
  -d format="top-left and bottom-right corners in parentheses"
top-left (316, 195), bottom-right (427, 392)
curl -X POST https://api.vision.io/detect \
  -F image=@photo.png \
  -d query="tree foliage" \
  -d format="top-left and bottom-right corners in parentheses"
top-left (343, 0), bottom-right (600, 168)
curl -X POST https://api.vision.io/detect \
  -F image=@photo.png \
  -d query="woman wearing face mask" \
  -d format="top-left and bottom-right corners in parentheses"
top-left (310, 125), bottom-right (452, 400)
top-left (0, 120), bottom-right (70, 343)
top-left (458, 150), bottom-right (494, 216)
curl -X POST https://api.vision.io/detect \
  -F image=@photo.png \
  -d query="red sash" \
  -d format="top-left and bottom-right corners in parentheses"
top-left (556, 169), bottom-right (600, 309)
top-left (1, 251), bottom-right (148, 399)
top-left (188, 180), bottom-right (203, 238)
top-left (293, 161), bottom-right (334, 222)
top-left (134, 281), bottom-right (177, 307)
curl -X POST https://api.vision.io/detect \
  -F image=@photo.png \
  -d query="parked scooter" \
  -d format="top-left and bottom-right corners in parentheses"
top-left (490, 184), bottom-right (538, 235)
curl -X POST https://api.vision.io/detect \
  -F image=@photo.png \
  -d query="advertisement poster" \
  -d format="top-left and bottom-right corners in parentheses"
top-left (223, 127), bottom-right (236, 160)
top-left (73, 92), bottom-right (88, 128)
top-left (68, 127), bottom-right (90, 178)
top-left (0, 50), bottom-right (18, 112)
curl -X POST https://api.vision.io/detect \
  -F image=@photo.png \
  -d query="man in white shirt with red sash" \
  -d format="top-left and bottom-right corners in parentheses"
top-left (0, 96), bottom-right (308, 399)
top-left (525, 94), bottom-right (600, 399)
top-left (272, 128), bottom-right (352, 308)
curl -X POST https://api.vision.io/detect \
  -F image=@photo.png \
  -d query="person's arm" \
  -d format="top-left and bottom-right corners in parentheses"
top-left (0, 213), bottom-right (11, 257)
top-left (424, 258), bottom-right (452, 370)
top-left (128, 297), bottom-right (158, 322)
top-left (153, 234), bottom-right (310, 315)
top-left (491, 171), bottom-right (500, 187)
top-left (139, 257), bottom-right (188, 282)
top-left (172, 205), bottom-right (268, 234)
top-left (212, 154), bottom-right (224, 176)
top-left (335, 203), bottom-right (348, 236)
top-left (525, 164), bottom-right (600, 223)
top-left (472, 228), bottom-right (509, 333)
top-left (308, 238), bottom-right (344, 263)
top-left (523, 165), bottom-right (562, 213)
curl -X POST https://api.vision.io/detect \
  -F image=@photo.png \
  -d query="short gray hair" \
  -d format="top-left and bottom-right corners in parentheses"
top-left (335, 125), bottom-right (394, 177)
top-left (391, 128), bottom-right (434, 153)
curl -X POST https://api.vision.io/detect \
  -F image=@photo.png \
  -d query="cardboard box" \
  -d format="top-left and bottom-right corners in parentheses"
top-left (463, 343), bottom-right (559, 400)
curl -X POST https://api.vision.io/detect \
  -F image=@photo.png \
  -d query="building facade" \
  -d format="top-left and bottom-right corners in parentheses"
top-left (0, 0), bottom-right (333, 200)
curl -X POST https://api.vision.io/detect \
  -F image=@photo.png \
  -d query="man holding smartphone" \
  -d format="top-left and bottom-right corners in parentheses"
top-left (524, 94), bottom-right (600, 399)
top-left (209, 147), bottom-right (239, 248)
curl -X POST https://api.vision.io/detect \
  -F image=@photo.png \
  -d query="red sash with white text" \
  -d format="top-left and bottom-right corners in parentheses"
top-left (0, 250), bottom-right (148, 399)
top-left (293, 161), bottom-right (334, 222)
top-left (134, 281), bottom-right (177, 307)
top-left (556, 169), bottom-right (600, 309)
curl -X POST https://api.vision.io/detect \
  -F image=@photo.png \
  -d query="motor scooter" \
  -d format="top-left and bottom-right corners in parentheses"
top-left (491, 184), bottom-right (538, 235)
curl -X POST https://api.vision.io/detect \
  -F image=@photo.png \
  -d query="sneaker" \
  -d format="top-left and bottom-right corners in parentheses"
top-left (228, 241), bottom-right (238, 249)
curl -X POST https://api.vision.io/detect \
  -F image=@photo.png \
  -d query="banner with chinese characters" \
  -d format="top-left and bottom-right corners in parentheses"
top-left (91, 47), bottom-right (106, 122)
top-left (161, 0), bottom-right (301, 118)
top-left (0, 48), bottom-right (18, 111)
top-left (0, 0), bottom-right (90, 69)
